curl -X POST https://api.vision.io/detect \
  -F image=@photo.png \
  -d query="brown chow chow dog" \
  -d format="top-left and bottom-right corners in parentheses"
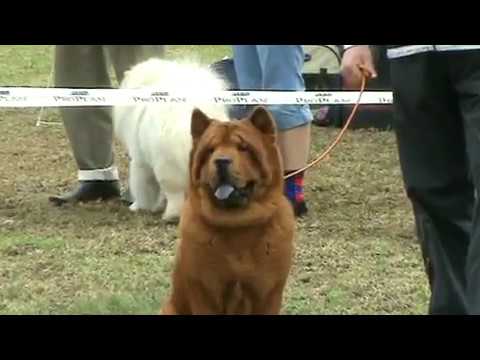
top-left (161, 106), bottom-right (296, 315)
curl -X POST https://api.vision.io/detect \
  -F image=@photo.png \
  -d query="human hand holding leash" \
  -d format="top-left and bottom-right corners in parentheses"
top-left (341, 45), bottom-right (378, 89)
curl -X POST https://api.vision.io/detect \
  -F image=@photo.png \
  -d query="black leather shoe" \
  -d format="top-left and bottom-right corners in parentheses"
top-left (294, 201), bottom-right (308, 218)
top-left (289, 200), bottom-right (308, 218)
top-left (49, 180), bottom-right (121, 206)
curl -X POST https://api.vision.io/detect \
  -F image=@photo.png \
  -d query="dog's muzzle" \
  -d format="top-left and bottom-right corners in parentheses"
top-left (212, 156), bottom-right (254, 208)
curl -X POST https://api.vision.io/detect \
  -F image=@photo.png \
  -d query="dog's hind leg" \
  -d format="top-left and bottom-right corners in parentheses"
top-left (161, 189), bottom-right (185, 223)
top-left (128, 160), bottom-right (161, 212)
top-left (154, 166), bottom-right (187, 223)
top-left (153, 191), bottom-right (167, 213)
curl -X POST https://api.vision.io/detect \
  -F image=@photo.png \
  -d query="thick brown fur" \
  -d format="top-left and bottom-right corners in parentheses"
top-left (161, 106), bottom-right (296, 315)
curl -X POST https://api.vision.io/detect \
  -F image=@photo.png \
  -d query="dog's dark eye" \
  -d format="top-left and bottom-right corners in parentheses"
top-left (207, 147), bottom-right (215, 155)
top-left (238, 143), bottom-right (248, 152)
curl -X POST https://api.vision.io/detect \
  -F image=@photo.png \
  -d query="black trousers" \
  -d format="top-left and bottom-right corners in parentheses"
top-left (390, 50), bottom-right (480, 314)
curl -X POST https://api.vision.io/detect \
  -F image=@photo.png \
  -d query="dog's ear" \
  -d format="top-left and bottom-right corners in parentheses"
top-left (191, 108), bottom-right (212, 140)
top-left (248, 106), bottom-right (277, 138)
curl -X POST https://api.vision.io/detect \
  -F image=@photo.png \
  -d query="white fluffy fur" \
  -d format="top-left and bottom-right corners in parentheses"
top-left (114, 58), bottom-right (229, 221)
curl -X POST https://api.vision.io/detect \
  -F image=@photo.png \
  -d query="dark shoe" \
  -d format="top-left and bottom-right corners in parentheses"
top-left (293, 201), bottom-right (308, 218)
top-left (49, 180), bottom-right (121, 206)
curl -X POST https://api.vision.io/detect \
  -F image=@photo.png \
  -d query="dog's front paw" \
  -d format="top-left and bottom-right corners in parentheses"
top-left (162, 213), bottom-right (180, 225)
top-left (152, 196), bottom-right (167, 213)
top-left (129, 202), bottom-right (140, 212)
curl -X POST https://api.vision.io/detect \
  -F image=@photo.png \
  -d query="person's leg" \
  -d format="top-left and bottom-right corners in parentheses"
top-left (232, 45), bottom-right (262, 90)
top-left (257, 45), bottom-right (313, 216)
top-left (391, 52), bottom-right (472, 314)
top-left (105, 45), bottom-right (166, 82)
top-left (232, 45), bottom-right (263, 119)
top-left (448, 50), bottom-right (480, 314)
top-left (50, 45), bottom-right (120, 205)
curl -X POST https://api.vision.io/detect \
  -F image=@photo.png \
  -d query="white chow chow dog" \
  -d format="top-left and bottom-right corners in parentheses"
top-left (113, 58), bottom-right (230, 222)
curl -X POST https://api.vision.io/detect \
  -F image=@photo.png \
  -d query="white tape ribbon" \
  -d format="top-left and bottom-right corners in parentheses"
top-left (0, 88), bottom-right (393, 107)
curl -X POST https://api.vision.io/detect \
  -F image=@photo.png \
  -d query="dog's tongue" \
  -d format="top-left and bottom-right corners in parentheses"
top-left (214, 184), bottom-right (235, 200)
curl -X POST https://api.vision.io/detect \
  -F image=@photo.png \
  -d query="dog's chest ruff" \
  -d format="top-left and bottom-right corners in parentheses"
top-left (225, 251), bottom-right (256, 275)
top-left (209, 234), bottom-right (271, 278)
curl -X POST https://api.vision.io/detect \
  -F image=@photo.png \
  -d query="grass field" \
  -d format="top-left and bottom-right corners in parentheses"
top-left (0, 45), bottom-right (430, 315)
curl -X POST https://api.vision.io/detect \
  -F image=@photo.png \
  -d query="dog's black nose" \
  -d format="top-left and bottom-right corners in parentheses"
top-left (215, 156), bottom-right (232, 183)
top-left (214, 156), bottom-right (232, 168)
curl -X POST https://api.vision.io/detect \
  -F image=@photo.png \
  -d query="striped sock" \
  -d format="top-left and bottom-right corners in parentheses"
top-left (284, 171), bottom-right (305, 205)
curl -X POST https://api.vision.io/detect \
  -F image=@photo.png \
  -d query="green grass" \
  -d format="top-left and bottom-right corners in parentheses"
top-left (165, 45), bottom-right (232, 63)
top-left (0, 45), bottom-right (430, 315)
top-left (0, 45), bottom-right (54, 85)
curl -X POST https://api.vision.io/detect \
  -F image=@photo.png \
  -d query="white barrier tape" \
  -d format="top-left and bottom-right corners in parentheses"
top-left (0, 88), bottom-right (393, 107)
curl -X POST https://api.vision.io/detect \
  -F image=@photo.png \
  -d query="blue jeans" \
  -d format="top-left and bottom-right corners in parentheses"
top-left (232, 45), bottom-right (313, 131)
